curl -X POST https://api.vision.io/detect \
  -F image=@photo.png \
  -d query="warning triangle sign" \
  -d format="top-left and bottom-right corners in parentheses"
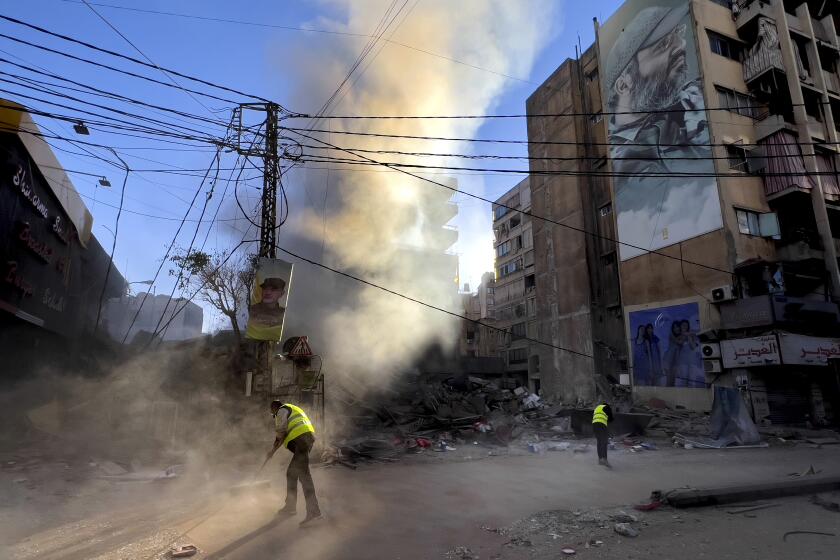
top-left (287, 336), bottom-right (313, 358)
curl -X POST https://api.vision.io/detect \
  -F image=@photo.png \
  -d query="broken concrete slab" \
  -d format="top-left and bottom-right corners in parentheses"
top-left (667, 476), bottom-right (840, 508)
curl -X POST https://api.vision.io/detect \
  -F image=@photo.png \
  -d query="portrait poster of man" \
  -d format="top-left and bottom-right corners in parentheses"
top-left (628, 302), bottom-right (705, 388)
top-left (598, 0), bottom-right (723, 260)
top-left (246, 257), bottom-right (293, 341)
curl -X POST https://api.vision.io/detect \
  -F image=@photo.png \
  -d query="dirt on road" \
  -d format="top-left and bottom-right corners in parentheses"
top-left (2, 442), bottom-right (839, 559)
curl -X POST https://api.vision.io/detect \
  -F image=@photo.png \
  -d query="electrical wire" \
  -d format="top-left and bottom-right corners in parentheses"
top-left (0, 14), bottom-right (268, 103)
top-left (80, 0), bottom-right (217, 116)
top-left (285, 128), bottom-right (840, 304)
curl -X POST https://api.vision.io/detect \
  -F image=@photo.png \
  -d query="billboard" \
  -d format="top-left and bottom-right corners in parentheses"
top-left (245, 257), bottom-right (293, 341)
top-left (598, 0), bottom-right (722, 260)
top-left (629, 302), bottom-right (704, 387)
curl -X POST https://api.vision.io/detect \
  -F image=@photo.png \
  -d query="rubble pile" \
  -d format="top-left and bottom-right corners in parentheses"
top-left (326, 373), bottom-right (578, 466)
top-left (630, 398), bottom-right (710, 441)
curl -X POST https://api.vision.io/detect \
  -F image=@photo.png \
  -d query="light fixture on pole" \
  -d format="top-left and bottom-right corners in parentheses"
top-left (73, 121), bottom-right (90, 135)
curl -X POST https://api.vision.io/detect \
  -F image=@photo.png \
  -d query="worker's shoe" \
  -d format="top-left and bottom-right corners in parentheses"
top-left (299, 514), bottom-right (324, 528)
top-left (277, 506), bottom-right (296, 517)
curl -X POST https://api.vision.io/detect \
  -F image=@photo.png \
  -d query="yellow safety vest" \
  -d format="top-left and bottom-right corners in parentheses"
top-left (280, 403), bottom-right (315, 448)
top-left (592, 404), bottom-right (609, 426)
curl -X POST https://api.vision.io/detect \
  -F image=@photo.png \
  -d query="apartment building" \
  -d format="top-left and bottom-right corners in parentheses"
top-left (491, 178), bottom-right (540, 391)
top-left (526, 0), bottom-right (840, 424)
top-left (459, 272), bottom-right (497, 359)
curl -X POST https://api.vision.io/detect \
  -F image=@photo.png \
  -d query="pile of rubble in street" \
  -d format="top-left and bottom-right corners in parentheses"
top-left (324, 373), bottom-right (581, 466)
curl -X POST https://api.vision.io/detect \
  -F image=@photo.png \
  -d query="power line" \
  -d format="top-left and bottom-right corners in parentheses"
top-left (0, 31), bottom-right (240, 106)
top-left (276, 245), bottom-right (591, 359)
top-left (80, 0), bottom-right (217, 116)
top-left (282, 125), bottom-right (840, 149)
top-left (0, 14), bottom-right (267, 103)
top-left (49, 0), bottom-right (539, 88)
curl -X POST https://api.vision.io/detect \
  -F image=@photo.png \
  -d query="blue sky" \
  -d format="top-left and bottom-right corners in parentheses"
top-left (3, 0), bottom-right (623, 330)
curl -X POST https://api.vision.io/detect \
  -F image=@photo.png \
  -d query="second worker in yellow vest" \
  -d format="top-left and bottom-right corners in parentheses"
top-left (592, 403), bottom-right (614, 468)
top-left (269, 401), bottom-right (322, 527)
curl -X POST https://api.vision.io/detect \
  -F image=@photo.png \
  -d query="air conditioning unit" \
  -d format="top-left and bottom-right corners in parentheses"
top-left (703, 359), bottom-right (722, 374)
top-left (711, 285), bottom-right (736, 303)
top-left (701, 342), bottom-right (721, 359)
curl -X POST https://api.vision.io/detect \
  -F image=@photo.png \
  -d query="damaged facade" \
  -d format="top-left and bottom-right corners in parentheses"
top-left (523, 0), bottom-right (840, 425)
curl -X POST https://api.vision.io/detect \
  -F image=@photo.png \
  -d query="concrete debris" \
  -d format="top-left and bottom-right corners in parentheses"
top-left (788, 465), bottom-right (821, 478)
top-left (610, 512), bottom-right (638, 523)
top-left (613, 523), bottom-right (639, 538)
top-left (170, 544), bottom-right (198, 557)
top-left (444, 546), bottom-right (479, 559)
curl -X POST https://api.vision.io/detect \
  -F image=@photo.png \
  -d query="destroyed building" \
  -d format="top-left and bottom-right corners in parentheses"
top-left (523, 0), bottom-right (840, 425)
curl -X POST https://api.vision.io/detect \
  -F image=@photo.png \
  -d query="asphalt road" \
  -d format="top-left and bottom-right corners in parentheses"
top-left (4, 443), bottom-right (839, 559)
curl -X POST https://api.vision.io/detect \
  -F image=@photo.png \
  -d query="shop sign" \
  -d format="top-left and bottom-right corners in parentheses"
top-left (721, 335), bottom-right (781, 368)
top-left (779, 333), bottom-right (840, 366)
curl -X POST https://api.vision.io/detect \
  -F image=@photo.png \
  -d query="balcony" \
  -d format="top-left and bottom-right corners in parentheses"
top-left (743, 40), bottom-right (785, 84)
top-left (735, 1), bottom-right (775, 32)
top-left (720, 294), bottom-right (840, 330)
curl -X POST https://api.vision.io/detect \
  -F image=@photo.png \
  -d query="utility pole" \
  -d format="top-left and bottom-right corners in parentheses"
top-left (237, 102), bottom-right (282, 385)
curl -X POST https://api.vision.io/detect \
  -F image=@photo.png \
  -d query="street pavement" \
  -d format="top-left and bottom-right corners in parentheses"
top-left (4, 443), bottom-right (839, 559)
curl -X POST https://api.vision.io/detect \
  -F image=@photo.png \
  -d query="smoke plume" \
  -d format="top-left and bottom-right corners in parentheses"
top-left (268, 0), bottom-right (558, 383)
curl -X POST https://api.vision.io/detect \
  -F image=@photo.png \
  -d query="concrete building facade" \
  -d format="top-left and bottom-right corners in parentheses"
top-left (459, 272), bottom-right (497, 359)
top-left (491, 178), bottom-right (541, 391)
top-left (525, 0), bottom-right (840, 424)
top-left (105, 292), bottom-right (204, 344)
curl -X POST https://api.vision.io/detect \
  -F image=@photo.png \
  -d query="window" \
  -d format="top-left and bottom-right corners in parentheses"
top-left (593, 156), bottom-right (607, 169)
top-left (590, 112), bottom-right (603, 123)
top-left (736, 208), bottom-right (780, 238)
top-left (601, 252), bottom-right (616, 266)
top-left (525, 274), bottom-right (536, 290)
top-left (509, 348), bottom-right (528, 364)
top-left (509, 214), bottom-right (521, 228)
top-left (511, 322), bottom-right (526, 340)
top-left (496, 240), bottom-right (511, 257)
top-left (494, 205), bottom-right (509, 220)
top-left (726, 144), bottom-right (749, 171)
top-left (716, 86), bottom-right (755, 118)
top-left (736, 208), bottom-right (762, 236)
top-left (586, 69), bottom-right (598, 82)
top-left (497, 258), bottom-right (522, 278)
top-left (465, 330), bottom-right (475, 343)
top-left (527, 297), bottom-right (536, 317)
top-left (708, 31), bottom-right (741, 61)
top-left (599, 203), bottom-right (612, 217)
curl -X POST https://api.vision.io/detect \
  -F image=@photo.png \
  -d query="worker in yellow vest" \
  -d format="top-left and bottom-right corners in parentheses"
top-left (592, 403), bottom-right (615, 468)
top-left (268, 401), bottom-right (322, 526)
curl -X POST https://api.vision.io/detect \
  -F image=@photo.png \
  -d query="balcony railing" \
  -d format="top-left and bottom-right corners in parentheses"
top-left (743, 41), bottom-right (785, 84)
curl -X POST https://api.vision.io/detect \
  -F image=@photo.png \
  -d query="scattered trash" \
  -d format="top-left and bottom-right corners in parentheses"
top-left (547, 442), bottom-right (571, 451)
top-left (170, 544), bottom-right (198, 558)
top-left (782, 531), bottom-right (836, 542)
top-left (788, 465), bottom-right (821, 478)
top-left (528, 442), bottom-right (545, 454)
top-left (634, 499), bottom-right (663, 512)
top-left (561, 547), bottom-right (576, 555)
top-left (614, 523), bottom-right (638, 538)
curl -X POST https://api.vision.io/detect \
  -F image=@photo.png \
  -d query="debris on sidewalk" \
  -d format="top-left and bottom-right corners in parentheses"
top-left (170, 544), bottom-right (198, 558)
top-left (782, 530), bottom-right (836, 542)
top-left (444, 546), bottom-right (479, 559)
top-left (613, 522), bottom-right (639, 537)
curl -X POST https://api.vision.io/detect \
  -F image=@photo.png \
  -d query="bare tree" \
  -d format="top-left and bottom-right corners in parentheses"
top-left (170, 248), bottom-right (255, 347)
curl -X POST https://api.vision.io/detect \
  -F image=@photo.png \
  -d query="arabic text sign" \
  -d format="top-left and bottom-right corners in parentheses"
top-left (721, 335), bottom-right (780, 368)
top-left (779, 333), bottom-right (840, 366)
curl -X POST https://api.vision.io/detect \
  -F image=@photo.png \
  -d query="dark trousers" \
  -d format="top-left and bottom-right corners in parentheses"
top-left (593, 423), bottom-right (609, 460)
top-left (285, 432), bottom-right (321, 516)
